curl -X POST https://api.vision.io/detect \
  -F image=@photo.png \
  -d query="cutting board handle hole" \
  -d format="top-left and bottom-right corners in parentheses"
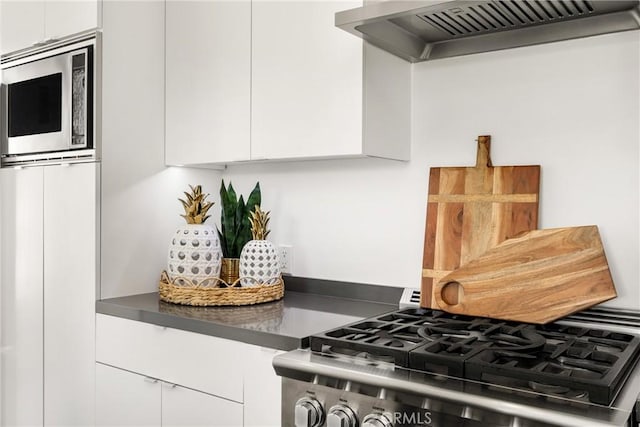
top-left (441, 281), bottom-right (464, 306)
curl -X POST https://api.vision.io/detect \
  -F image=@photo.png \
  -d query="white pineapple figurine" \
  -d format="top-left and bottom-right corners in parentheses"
top-left (167, 185), bottom-right (222, 286)
top-left (239, 206), bottom-right (280, 286)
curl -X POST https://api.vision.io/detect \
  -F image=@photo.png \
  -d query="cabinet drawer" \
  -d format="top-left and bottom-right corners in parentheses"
top-left (96, 314), bottom-right (244, 402)
top-left (96, 363), bottom-right (161, 426)
top-left (162, 381), bottom-right (243, 426)
top-left (96, 363), bottom-right (243, 427)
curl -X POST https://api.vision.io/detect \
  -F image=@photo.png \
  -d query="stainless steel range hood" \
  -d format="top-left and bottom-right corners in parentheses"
top-left (335, 1), bottom-right (640, 62)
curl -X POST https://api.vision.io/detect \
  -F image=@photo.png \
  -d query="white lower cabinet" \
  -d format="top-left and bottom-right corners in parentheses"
top-left (243, 347), bottom-right (283, 427)
top-left (96, 314), bottom-right (281, 426)
top-left (96, 363), bottom-right (242, 426)
top-left (43, 163), bottom-right (98, 426)
top-left (0, 163), bottom-right (98, 426)
top-left (162, 381), bottom-right (243, 427)
top-left (0, 167), bottom-right (44, 426)
top-left (96, 363), bottom-right (161, 427)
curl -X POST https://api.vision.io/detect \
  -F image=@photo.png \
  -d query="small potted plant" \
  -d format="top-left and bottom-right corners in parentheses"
top-left (217, 180), bottom-right (260, 284)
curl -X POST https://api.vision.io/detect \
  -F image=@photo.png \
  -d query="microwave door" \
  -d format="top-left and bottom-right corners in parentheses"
top-left (3, 51), bottom-right (71, 155)
top-left (70, 50), bottom-right (89, 149)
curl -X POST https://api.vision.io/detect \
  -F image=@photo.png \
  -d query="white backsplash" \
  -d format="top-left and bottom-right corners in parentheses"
top-left (223, 31), bottom-right (640, 310)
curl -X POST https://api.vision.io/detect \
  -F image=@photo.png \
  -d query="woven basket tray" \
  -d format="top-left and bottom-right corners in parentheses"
top-left (159, 271), bottom-right (284, 307)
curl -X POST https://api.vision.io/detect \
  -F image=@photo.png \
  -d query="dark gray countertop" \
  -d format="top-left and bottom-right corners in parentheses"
top-left (96, 277), bottom-right (401, 351)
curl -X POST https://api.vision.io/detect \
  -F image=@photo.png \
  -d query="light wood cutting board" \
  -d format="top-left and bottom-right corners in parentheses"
top-left (421, 136), bottom-right (541, 309)
top-left (433, 226), bottom-right (617, 323)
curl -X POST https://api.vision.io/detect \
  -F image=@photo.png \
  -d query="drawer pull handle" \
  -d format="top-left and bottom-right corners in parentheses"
top-left (143, 377), bottom-right (159, 384)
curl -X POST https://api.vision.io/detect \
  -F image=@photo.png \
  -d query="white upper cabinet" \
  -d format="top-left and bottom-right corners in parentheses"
top-left (0, 0), bottom-right (100, 55)
top-left (44, 0), bottom-right (100, 42)
top-left (0, 1), bottom-right (45, 55)
top-left (165, 0), bottom-right (251, 166)
top-left (251, 0), bottom-right (364, 160)
top-left (164, 0), bottom-right (410, 166)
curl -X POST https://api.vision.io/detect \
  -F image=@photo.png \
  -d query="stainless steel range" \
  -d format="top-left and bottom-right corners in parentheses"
top-left (274, 307), bottom-right (640, 427)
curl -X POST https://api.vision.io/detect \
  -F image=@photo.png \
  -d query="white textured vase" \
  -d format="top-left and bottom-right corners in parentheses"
top-left (239, 240), bottom-right (280, 286)
top-left (167, 224), bottom-right (222, 286)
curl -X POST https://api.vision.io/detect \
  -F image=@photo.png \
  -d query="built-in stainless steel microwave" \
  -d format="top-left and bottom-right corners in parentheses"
top-left (1, 38), bottom-right (95, 165)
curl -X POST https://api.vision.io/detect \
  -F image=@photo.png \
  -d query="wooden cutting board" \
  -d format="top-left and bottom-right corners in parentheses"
top-left (421, 136), bottom-right (540, 309)
top-left (433, 226), bottom-right (617, 323)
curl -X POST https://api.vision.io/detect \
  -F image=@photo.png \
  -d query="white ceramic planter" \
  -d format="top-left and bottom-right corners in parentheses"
top-left (239, 240), bottom-right (280, 286)
top-left (167, 224), bottom-right (222, 286)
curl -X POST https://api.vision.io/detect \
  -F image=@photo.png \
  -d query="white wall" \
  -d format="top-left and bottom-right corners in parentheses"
top-left (100, 1), bottom-right (221, 299)
top-left (223, 31), bottom-right (640, 310)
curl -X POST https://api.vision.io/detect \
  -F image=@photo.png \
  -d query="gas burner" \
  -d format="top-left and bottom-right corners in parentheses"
top-left (309, 308), bottom-right (640, 405)
top-left (416, 321), bottom-right (546, 352)
top-left (528, 381), bottom-right (588, 400)
top-left (365, 353), bottom-right (397, 364)
top-left (322, 345), bottom-right (396, 363)
top-left (324, 346), bottom-right (361, 357)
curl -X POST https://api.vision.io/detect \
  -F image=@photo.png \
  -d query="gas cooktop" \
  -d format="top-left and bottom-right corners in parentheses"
top-left (309, 308), bottom-right (640, 406)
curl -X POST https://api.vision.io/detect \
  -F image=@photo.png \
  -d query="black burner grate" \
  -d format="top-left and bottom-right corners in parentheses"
top-left (465, 324), bottom-right (640, 405)
top-left (310, 308), bottom-right (640, 405)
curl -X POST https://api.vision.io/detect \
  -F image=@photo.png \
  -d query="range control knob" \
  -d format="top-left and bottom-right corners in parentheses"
top-left (294, 397), bottom-right (324, 427)
top-left (362, 413), bottom-right (393, 427)
top-left (327, 404), bottom-right (358, 427)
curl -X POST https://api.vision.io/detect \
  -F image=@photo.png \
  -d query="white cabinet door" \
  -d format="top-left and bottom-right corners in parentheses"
top-left (44, 0), bottom-right (99, 41)
top-left (0, 167), bottom-right (44, 426)
top-left (165, 0), bottom-right (251, 165)
top-left (96, 363), bottom-right (161, 427)
top-left (244, 346), bottom-right (283, 427)
top-left (0, 0), bottom-right (100, 54)
top-left (0, 1), bottom-right (98, 55)
top-left (43, 163), bottom-right (97, 426)
top-left (97, 363), bottom-right (243, 427)
top-left (162, 383), bottom-right (243, 427)
top-left (96, 314), bottom-right (245, 402)
top-left (251, 0), bottom-right (363, 160)
top-left (0, 1), bottom-right (45, 54)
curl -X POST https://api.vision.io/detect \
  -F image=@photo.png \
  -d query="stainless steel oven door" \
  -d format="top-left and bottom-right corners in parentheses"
top-left (1, 45), bottom-right (90, 156)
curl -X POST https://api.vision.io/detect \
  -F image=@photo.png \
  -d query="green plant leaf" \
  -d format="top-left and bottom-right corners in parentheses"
top-left (226, 182), bottom-right (238, 214)
top-left (219, 180), bottom-right (240, 257)
top-left (228, 196), bottom-right (244, 257)
top-left (219, 179), bottom-right (228, 203)
top-left (240, 183), bottom-right (261, 254)
top-left (216, 226), bottom-right (228, 256)
top-left (217, 180), bottom-right (264, 258)
top-left (245, 182), bottom-right (261, 214)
